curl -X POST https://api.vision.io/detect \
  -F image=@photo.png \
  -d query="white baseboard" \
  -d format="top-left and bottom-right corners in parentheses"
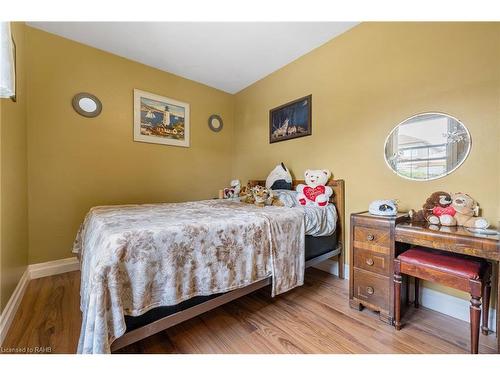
top-left (0, 268), bottom-right (30, 346)
top-left (0, 257), bottom-right (80, 346)
top-left (28, 256), bottom-right (79, 279)
top-left (419, 282), bottom-right (497, 331)
top-left (313, 258), bottom-right (341, 276)
top-left (314, 260), bottom-right (497, 332)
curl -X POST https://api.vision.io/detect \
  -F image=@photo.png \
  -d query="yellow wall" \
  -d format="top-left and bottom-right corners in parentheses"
top-left (2, 22), bottom-right (499, 309)
top-left (0, 22), bottom-right (29, 312)
top-left (25, 27), bottom-right (235, 264)
top-left (233, 22), bottom-right (500, 299)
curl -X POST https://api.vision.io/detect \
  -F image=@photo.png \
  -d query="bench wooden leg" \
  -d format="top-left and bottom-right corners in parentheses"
top-left (394, 272), bottom-right (402, 330)
top-left (470, 295), bottom-right (481, 354)
top-left (481, 279), bottom-right (491, 335)
top-left (414, 278), bottom-right (420, 308)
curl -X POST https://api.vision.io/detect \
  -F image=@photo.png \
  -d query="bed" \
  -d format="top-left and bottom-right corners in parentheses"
top-left (73, 179), bottom-right (345, 353)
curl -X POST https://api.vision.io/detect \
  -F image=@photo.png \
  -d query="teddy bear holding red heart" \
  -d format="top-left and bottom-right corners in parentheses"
top-left (296, 169), bottom-right (333, 207)
top-left (410, 191), bottom-right (489, 229)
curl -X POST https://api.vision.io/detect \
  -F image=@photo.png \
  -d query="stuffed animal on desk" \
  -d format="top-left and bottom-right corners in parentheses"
top-left (296, 169), bottom-right (333, 207)
top-left (409, 191), bottom-right (455, 225)
top-left (450, 192), bottom-right (489, 229)
top-left (409, 191), bottom-right (489, 229)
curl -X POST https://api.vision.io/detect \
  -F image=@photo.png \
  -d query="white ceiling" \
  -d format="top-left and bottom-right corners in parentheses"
top-left (28, 22), bottom-right (358, 94)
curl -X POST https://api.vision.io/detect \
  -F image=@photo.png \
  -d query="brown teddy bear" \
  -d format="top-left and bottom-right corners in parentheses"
top-left (450, 192), bottom-right (489, 229)
top-left (409, 191), bottom-right (454, 225)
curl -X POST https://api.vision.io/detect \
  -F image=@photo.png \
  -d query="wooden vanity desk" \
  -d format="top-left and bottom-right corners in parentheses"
top-left (350, 211), bottom-right (500, 353)
top-left (349, 212), bottom-right (410, 324)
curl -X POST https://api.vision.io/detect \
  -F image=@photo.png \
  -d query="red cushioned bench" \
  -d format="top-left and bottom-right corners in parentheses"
top-left (394, 246), bottom-right (491, 354)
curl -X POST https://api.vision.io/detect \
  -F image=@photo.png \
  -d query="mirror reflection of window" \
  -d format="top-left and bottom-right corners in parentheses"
top-left (385, 113), bottom-right (470, 181)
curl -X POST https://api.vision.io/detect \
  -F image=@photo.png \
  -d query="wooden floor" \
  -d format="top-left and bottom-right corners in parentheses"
top-left (2, 268), bottom-right (497, 354)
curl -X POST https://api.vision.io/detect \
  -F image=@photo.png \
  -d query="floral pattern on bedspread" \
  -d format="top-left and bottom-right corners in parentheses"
top-left (73, 200), bottom-right (305, 354)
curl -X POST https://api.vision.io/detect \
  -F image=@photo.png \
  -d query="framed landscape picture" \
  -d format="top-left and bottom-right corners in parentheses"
top-left (134, 89), bottom-right (190, 147)
top-left (269, 95), bottom-right (311, 143)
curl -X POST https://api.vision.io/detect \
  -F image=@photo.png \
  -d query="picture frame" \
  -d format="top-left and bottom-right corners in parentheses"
top-left (133, 89), bottom-right (190, 147)
top-left (269, 94), bottom-right (311, 143)
top-left (10, 37), bottom-right (16, 102)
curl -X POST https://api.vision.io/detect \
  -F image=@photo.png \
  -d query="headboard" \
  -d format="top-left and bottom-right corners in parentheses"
top-left (247, 179), bottom-right (345, 278)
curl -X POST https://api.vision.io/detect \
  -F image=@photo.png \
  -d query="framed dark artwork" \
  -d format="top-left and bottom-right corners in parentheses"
top-left (269, 95), bottom-right (311, 143)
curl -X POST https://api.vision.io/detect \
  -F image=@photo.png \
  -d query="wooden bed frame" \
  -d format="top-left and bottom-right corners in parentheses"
top-left (110, 179), bottom-right (345, 352)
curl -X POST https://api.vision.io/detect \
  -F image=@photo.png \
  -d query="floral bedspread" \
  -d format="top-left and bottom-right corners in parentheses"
top-left (73, 200), bottom-right (305, 353)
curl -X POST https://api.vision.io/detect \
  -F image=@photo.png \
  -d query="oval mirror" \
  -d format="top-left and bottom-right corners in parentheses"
top-left (384, 112), bottom-right (471, 181)
top-left (72, 92), bottom-right (102, 118)
top-left (208, 114), bottom-right (223, 132)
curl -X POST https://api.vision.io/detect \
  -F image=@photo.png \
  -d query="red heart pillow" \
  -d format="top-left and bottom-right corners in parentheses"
top-left (303, 185), bottom-right (326, 201)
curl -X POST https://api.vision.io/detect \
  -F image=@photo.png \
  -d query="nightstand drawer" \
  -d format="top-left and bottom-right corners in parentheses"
top-left (352, 268), bottom-right (390, 312)
top-left (353, 226), bottom-right (390, 254)
top-left (353, 248), bottom-right (390, 275)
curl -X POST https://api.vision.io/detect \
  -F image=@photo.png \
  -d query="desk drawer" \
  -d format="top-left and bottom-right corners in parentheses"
top-left (353, 268), bottom-right (390, 312)
top-left (353, 226), bottom-right (390, 254)
top-left (353, 248), bottom-right (390, 275)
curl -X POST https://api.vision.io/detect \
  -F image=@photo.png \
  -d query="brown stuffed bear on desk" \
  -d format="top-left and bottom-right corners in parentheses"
top-left (410, 191), bottom-right (489, 229)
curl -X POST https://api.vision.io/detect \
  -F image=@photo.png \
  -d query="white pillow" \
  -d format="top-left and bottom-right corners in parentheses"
top-left (266, 163), bottom-right (292, 190)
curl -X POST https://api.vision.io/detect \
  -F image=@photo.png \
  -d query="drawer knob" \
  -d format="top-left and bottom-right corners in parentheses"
top-left (367, 234), bottom-right (375, 241)
top-left (365, 258), bottom-right (374, 266)
top-left (366, 286), bottom-right (374, 295)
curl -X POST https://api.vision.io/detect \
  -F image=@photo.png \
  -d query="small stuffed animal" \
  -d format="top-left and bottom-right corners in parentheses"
top-left (243, 185), bottom-right (284, 207)
top-left (296, 169), bottom-right (333, 207)
top-left (223, 180), bottom-right (241, 199)
top-left (409, 191), bottom-right (455, 225)
top-left (450, 193), bottom-right (489, 229)
top-left (239, 184), bottom-right (254, 204)
top-left (251, 185), bottom-right (269, 207)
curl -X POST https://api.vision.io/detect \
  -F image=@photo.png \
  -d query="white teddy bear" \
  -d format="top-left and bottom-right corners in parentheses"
top-left (296, 169), bottom-right (333, 207)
